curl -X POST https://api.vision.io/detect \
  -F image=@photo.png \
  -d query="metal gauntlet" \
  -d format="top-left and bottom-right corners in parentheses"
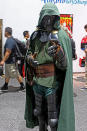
top-left (56, 47), bottom-right (67, 69)
top-left (48, 45), bottom-right (67, 69)
top-left (26, 55), bottom-right (39, 67)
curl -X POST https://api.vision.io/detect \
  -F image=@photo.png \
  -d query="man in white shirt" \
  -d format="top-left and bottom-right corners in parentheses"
top-left (22, 31), bottom-right (30, 49)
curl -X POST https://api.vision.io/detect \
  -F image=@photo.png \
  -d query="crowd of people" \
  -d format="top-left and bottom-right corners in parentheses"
top-left (0, 24), bottom-right (78, 93)
top-left (0, 25), bottom-right (78, 92)
top-left (0, 24), bottom-right (87, 93)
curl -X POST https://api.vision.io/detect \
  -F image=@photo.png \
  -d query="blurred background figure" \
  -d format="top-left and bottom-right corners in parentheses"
top-left (17, 31), bottom-right (30, 78)
top-left (0, 27), bottom-right (25, 92)
top-left (71, 38), bottom-right (77, 60)
top-left (61, 22), bottom-right (77, 60)
top-left (84, 25), bottom-right (87, 88)
top-left (22, 31), bottom-right (30, 49)
top-left (81, 24), bottom-right (87, 89)
top-left (84, 24), bottom-right (87, 33)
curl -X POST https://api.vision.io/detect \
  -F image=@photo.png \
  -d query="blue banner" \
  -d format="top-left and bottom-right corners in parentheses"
top-left (41, 0), bottom-right (87, 5)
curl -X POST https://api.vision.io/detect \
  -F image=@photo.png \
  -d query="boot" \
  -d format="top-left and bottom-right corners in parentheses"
top-left (38, 116), bottom-right (48, 131)
top-left (19, 82), bottom-right (25, 91)
top-left (0, 83), bottom-right (8, 92)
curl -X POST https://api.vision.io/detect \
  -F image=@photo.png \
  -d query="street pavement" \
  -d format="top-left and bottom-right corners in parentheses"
top-left (0, 74), bottom-right (87, 131)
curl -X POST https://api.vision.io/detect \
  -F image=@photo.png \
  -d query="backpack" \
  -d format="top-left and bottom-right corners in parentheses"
top-left (13, 38), bottom-right (27, 60)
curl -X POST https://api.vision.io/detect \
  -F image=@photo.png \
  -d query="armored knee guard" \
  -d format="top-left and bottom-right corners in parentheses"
top-left (47, 93), bottom-right (58, 131)
top-left (49, 119), bottom-right (58, 131)
top-left (34, 92), bottom-right (48, 131)
top-left (34, 93), bottom-right (43, 117)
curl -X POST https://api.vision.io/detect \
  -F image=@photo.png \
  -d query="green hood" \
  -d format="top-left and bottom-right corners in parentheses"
top-left (38, 2), bottom-right (60, 30)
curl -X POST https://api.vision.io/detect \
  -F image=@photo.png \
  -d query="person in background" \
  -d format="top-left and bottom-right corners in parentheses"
top-left (71, 38), bottom-right (77, 60)
top-left (83, 24), bottom-right (87, 89)
top-left (0, 27), bottom-right (25, 91)
top-left (61, 23), bottom-right (77, 60)
top-left (84, 24), bottom-right (87, 33)
top-left (22, 31), bottom-right (30, 49)
top-left (18, 31), bottom-right (30, 77)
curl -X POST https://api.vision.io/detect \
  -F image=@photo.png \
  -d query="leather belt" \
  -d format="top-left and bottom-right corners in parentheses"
top-left (34, 63), bottom-right (55, 78)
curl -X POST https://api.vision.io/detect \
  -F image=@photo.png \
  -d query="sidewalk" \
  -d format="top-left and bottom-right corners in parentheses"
top-left (0, 73), bottom-right (87, 131)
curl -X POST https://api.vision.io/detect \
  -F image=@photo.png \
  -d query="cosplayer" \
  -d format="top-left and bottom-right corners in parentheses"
top-left (25, 3), bottom-right (75, 131)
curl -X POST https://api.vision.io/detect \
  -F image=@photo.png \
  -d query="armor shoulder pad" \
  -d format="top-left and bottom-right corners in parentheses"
top-left (31, 31), bottom-right (38, 40)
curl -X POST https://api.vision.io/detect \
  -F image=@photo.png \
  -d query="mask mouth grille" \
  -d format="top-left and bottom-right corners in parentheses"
top-left (48, 33), bottom-right (59, 44)
top-left (39, 32), bottom-right (49, 43)
top-left (39, 31), bottom-right (59, 44)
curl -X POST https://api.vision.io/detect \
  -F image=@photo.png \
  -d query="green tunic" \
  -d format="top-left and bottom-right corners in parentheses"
top-left (28, 38), bottom-right (63, 88)
top-left (25, 3), bottom-right (75, 131)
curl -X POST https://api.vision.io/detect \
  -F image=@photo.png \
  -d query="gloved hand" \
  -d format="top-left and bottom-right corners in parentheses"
top-left (27, 55), bottom-right (39, 67)
top-left (48, 44), bottom-right (66, 66)
top-left (48, 44), bottom-right (61, 57)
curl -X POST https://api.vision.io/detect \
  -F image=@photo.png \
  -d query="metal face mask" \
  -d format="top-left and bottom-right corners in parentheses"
top-left (41, 15), bottom-right (56, 32)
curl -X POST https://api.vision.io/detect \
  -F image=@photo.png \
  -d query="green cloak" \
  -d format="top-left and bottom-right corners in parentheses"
top-left (25, 3), bottom-right (75, 131)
